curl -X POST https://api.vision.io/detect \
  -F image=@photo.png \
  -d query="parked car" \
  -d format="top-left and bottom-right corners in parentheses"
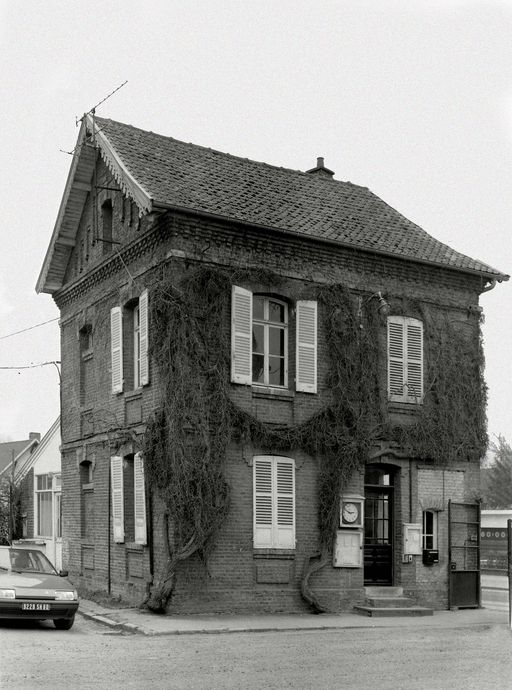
top-left (0, 547), bottom-right (78, 629)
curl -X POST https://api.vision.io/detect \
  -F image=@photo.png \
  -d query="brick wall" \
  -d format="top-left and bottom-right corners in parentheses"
top-left (56, 176), bottom-right (483, 612)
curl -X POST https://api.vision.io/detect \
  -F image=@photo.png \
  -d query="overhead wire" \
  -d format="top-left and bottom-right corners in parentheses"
top-left (0, 317), bottom-right (59, 340)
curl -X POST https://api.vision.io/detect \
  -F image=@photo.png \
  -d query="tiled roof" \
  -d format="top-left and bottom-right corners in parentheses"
top-left (93, 117), bottom-right (507, 281)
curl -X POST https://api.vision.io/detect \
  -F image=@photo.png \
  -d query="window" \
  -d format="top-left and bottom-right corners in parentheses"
top-left (79, 325), bottom-right (94, 407)
top-left (387, 316), bottom-right (424, 403)
top-left (422, 510), bottom-right (438, 550)
top-left (253, 455), bottom-right (295, 549)
top-left (101, 200), bottom-right (113, 255)
top-left (110, 453), bottom-right (147, 545)
top-left (80, 461), bottom-right (94, 539)
top-left (110, 290), bottom-right (149, 394)
top-left (35, 474), bottom-right (61, 539)
top-left (252, 296), bottom-right (288, 387)
top-left (231, 286), bottom-right (317, 393)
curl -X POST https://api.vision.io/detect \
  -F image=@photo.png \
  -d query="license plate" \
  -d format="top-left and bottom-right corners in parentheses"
top-left (22, 603), bottom-right (51, 611)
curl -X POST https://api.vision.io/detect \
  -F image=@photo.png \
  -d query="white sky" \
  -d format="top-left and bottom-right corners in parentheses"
top-left (0, 0), bottom-right (511, 443)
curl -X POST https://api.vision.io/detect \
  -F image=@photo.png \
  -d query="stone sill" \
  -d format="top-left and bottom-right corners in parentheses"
top-left (253, 549), bottom-right (295, 560)
top-left (252, 386), bottom-right (295, 402)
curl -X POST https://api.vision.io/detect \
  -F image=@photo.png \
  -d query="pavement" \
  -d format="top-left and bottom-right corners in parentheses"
top-left (78, 598), bottom-right (510, 636)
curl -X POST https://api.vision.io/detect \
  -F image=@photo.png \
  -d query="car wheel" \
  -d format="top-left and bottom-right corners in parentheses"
top-left (54, 616), bottom-right (74, 630)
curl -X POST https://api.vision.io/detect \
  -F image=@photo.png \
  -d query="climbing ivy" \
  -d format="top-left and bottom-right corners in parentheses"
top-left (142, 265), bottom-right (487, 612)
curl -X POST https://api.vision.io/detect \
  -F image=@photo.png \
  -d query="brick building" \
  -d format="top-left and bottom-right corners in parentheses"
top-left (37, 115), bottom-right (508, 613)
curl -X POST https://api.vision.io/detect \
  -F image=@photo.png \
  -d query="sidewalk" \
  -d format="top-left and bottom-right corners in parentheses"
top-left (78, 599), bottom-right (509, 636)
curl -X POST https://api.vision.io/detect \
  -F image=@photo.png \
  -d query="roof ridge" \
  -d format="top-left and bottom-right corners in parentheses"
top-left (93, 116), bottom-right (363, 189)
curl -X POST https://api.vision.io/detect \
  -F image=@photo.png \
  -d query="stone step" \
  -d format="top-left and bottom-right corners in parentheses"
top-left (353, 605), bottom-right (434, 617)
top-left (365, 596), bottom-right (416, 608)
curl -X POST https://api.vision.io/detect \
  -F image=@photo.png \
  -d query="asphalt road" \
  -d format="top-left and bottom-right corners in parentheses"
top-left (1, 612), bottom-right (512, 689)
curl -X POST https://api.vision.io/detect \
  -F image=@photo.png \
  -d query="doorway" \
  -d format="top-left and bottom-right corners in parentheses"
top-left (364, 466), bottom-right (394, 585)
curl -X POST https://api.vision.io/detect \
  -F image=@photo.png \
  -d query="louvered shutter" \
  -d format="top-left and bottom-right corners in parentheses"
top-left (275, 459), bottom-right (295, 548)
top-left (134, 452), bottom-right (147, 545)
top-left (231, 286), bottom-right (252, 385)
top-left (110, 306), bottom-right (123, 394)
top-left (253, 456), bottom-right (295, 548)
top-left (110, 456), bottom-right (124, 543)
top-left (138, 290), bottom-right (149, 386)
top-left (296, 300), bottom-right (317, 393)
top-left (254, 457), bottom-right (273, 547)
top-left (388, 318), bottom-right (405, 401)
top-left (388, 317), bottom-right (424, 403)
top-left (405, 320), bottom-right (423, 401)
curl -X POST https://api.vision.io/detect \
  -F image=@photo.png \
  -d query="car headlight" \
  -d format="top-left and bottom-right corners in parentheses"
top-left (54, 590), bottom-right (77, 601)
top-left (0, 589), bottom-right (15, 599)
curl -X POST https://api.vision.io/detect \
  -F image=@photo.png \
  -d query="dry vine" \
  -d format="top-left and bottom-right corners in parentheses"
top-left (142, 265), bottom-right (487, 612)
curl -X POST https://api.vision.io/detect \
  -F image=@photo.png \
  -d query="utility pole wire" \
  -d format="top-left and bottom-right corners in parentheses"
top-left (0, 361), bottom-right (61, 370)
top-left (0, 317), bottom-right (59, 340)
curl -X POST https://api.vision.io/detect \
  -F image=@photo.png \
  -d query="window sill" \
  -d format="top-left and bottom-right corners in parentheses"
top-left (125, 390), bottom-right (143, 401)
top-left (125, 542), bottom-right (145, 551)
top-left (253, 549), bottom-right (295, 560)
top-left (252, 386), bottom-right (294, 401)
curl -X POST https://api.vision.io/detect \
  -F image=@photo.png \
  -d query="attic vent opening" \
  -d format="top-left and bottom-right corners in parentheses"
top-left (306, 157), bottom-right (335, 179)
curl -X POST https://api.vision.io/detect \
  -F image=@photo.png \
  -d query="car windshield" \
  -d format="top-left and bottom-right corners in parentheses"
top-left (0, 548), bottom-right (58, 574)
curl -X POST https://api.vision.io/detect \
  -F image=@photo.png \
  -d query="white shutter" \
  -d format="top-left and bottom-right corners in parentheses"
top-left (275, 459), bottom-right (295, 548)
top-left (110, 456), bottom-right (124, 543)
top-left (110, 306), bottom-right (123, 394)
top-left (134, 452), bottom-right (147, 545)
top-left (388, 317), bottom-right (423, 403)
top-left (253, 456), bottom-right (295, 549)
top-left (231, 285), bottom-right (252, 385)
top-left (388, 318), bottom-right (405, 400)
top-left (296, 300), bottom-right (317, 393)
top-left (254, 457), bottom-right (273, 547)
top-left (138, 290), bottom-right (149, 386)
top-left (405, 320), bottom-right (423, 402)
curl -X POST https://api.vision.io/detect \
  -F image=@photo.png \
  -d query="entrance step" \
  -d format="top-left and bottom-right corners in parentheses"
top-left (353, 605), bottom-right (434, 617)
top-left (353, 586), bottom-right (434, 617)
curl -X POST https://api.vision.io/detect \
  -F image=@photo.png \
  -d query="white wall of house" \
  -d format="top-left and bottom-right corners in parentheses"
top-left (23, 419), bottom-right (62, 569)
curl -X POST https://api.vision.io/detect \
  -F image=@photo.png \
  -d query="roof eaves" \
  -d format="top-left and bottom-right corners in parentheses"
top-left (36, 120), bottom-right (92, 294)
top-left (155, 202), bottom-right (509, 285)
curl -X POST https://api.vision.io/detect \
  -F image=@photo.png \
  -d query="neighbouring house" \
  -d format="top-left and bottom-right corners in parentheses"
top-left (0, 433), bottom-right (40, 544)
top-left (36, 115), bottom-right (508, 614)
top-left (0, 421), bottom-right (62, 569)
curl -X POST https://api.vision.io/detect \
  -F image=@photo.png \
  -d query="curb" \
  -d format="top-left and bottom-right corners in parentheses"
top-left (78, 609), bottom-right (144, 635)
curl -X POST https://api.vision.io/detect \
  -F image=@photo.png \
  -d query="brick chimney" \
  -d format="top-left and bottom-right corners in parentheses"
top-left (306, 157), bottom-right (335, 179)
top-left (29, 432), bottom-right (41, 442)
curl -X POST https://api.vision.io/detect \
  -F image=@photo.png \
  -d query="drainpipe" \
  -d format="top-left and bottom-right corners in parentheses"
top-left (107, 449), bottom-right (111, 594)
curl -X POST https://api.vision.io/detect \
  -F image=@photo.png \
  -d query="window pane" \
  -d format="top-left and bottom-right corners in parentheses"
top-left (252, 354), bottom-right (265, 383)
top-left (37, 493), bottom-right (53, 536)
top-left (252, 324), bottom-right (264, 354)
top-left (269, 356), bottom-right (284, 386)
top-left (268, 301), bottom-right (285, 324)
top-left (268, 327), bottom-right (284, 356)
top-left (37, 475), bottom-right (50, 491)
top-left (253, 296), bottom-right (264, 321)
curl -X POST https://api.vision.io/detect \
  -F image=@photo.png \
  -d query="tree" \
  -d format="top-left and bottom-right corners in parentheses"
top-left (481, 435), bottom-right (512, 508)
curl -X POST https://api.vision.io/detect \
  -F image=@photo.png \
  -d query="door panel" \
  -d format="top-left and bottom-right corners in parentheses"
top-left (364, 470), bottom-right (394, 585)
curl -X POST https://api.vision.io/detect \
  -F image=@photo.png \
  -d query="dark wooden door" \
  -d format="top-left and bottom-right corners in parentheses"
top-left (364, 467), bottom-right (394, 585)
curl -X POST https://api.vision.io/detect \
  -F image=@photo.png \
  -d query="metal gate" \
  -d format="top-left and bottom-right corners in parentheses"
top-left (448, 501), bottom-right (481, 609)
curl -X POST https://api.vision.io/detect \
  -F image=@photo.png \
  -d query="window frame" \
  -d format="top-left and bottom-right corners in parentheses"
top-left (252, 295), bottom-right (289, 388)
top-left (34, 473), bottom-right (61, 539)
top-left (422, 509), bottom-right (438, 550)
top-left (231, 286), bottom-right (318, 394)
